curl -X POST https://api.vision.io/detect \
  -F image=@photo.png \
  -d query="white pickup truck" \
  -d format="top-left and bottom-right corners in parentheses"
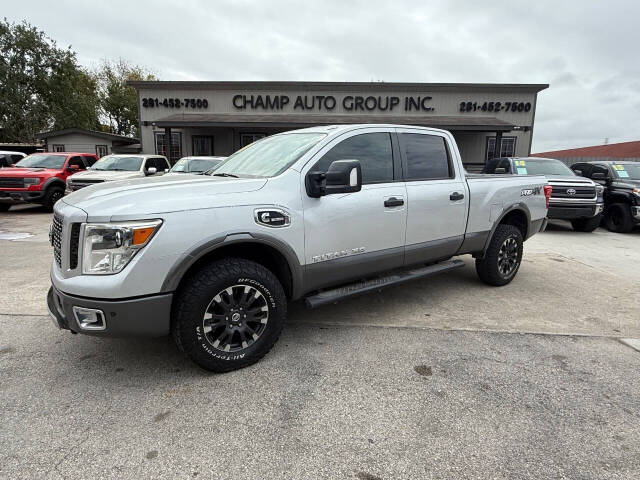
top-left (48, 125), bottom-right (550, 372)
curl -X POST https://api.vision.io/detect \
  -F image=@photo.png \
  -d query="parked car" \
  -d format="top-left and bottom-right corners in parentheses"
top-left (0, 150), bottom-right (27, 167)
top-left (571, 161), bottom-right (640, 233)
top-left (0, 152), bottom-right (97, 211)
top-left (166, 156), bottom-right (226, 175)
top-left (484, 156), bottom-right (604, 232)
top-left (66, 154), bottom-right (170, 192)
top-left (48, 125), bottom-right (550, 372)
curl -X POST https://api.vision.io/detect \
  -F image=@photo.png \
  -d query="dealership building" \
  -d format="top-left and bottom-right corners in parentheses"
top-left (129, 81), bottom-right (548, 171)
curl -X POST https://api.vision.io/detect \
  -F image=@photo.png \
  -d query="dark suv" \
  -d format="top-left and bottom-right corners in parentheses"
top-left (571, 161), bottom-right (640, 233)
top-left (484, 157), bottom-right (604, 232)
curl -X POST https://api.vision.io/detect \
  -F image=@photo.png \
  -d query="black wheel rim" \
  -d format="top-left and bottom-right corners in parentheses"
top-left (51, 191), bottom-right (62, 203)
top-left (202, 284), bottom-right (269, 353)
top-left (497, 236), bottom-right (519, 277)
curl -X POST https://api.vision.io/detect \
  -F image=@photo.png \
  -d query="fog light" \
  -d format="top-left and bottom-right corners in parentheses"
top-left (72, 306), bottom-right (106, 331)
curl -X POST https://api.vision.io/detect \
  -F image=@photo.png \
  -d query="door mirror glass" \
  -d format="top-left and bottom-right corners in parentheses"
top-left (494, 167), bottom-right (507, 174)
top-left (67, 164), bottom-right (80, 172)
top-left (591, 172), bottom-right (605, 179)
top-left (146, 167), bottom-right (157, 175)
top-left (306, 159), bottom-right (362, 198)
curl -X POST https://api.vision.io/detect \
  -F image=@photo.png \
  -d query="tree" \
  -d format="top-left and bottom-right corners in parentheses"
top-left (0, 19), bottom-right (99, 143)
top-left (95, 59), bottom-right (155, 138)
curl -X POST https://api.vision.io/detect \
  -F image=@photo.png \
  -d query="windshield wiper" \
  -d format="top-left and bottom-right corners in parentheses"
top-left (212, 172), bottom-right (239, 178)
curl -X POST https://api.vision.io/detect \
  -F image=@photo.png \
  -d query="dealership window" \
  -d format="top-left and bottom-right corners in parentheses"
top-left (192, 135), bottom-right (213, 156)
top-left (95, 145), bottom-right (108, 158)
top-left (52, 144), bottom-right (65, 152)
top-left (154, 132), bottom-right (182, 163)
top-left (312, 133), bottom-right (394, 184)
top-left (486, 136), bottom-right (516, 161)
top-left (240, 133), bottom-right (266, 148)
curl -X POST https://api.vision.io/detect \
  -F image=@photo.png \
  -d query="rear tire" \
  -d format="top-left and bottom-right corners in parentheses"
top-left (571, 214), bottom-right (601, 232)
top-left (604, 203), bottom-right (634, 233)
top-left (172, 258), bottom-right (287, 373)
top-left (476, 224), bottom-right (523, 286)
top-left (42, 186), bottom-right (64, 212)
top-left (0, 204), bottom-right (10, 212)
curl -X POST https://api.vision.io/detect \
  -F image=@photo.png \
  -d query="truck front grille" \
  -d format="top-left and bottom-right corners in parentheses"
top-left (69, 179), bottom-right (104, 191)
top-left (551, 186), bottom-right (596, 199)
top-left (69, 223), bottom-right (81, 269)
top-left (51, 214), bottom-right (64, 268)
top-left (0, 178), bottom-right (25, 188)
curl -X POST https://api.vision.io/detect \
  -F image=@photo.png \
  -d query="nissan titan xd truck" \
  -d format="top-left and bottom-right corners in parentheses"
top-left (47, 125), bottom-right (550, 372)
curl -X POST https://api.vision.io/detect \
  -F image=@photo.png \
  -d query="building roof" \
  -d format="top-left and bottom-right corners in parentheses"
top-left (532, 141), bottom-right (640, 159)
top-left (151, 113), bottom-right (515, 131)
top-left (35, 128), bottom-right (139, 144)
top-left (128, 80), bottom-right (549, 93)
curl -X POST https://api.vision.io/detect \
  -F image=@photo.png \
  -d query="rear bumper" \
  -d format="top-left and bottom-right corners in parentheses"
top-left (548, 203), bottom-right (603, 220)
top-left (47, 284), bottom-right (172, 337)
top-left (0, 189), bottom-right (45, 203)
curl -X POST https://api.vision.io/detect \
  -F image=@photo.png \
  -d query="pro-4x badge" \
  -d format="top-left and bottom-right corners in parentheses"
top-left (254, 208), bottom-right (291, 228)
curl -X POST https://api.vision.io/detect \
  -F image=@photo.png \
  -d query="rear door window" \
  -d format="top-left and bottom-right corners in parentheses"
top-left (399, 133), bottom-right (453, 180)
top-left (68, 156), bottom-right (85, 169)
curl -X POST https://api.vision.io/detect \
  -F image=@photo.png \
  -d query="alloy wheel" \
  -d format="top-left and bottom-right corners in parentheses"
top-left (497, 236), bottom-right (519, 277)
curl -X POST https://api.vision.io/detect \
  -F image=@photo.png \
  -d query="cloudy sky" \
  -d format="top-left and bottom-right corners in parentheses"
top-left (5, 0), bottom-right (639, 152)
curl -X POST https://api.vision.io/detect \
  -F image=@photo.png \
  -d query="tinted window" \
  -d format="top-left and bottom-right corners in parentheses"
top-left (83, 155), bottom-right (97, 167)
top-left (0, 155), bottom-right (9, 167)
top-left (312, 133), bottom-right (393, 184)
top-left (68, 156), bottom-right (85, 169)
top-left (11, 154), bottom-right (24, 163)
top-left (155, 157), bottom-right (170, 170)
top-left (400, 134), bottom-right (451, 180)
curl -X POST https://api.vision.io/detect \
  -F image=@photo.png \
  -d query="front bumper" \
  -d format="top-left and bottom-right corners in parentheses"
top-left (48, 284), bottom-right (172, 337)
top-left (548, 203), bottom-right (603, 220)
top-left (0, 189), bottom-right (45, 204)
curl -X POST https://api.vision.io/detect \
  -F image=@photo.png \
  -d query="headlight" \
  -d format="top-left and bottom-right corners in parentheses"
top-left (82, 220), bottom-right (162, 275)
top-left (596, 184), bottom-right (604, 195)
top-left (633, 187), bottom-right (640, 197)
top-left (24, 177), bottom-right (41, 185)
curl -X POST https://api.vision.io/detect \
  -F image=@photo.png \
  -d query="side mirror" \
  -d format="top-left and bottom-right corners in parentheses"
top-left (494, 167), bottom-right (507, 174)
top-left (164, 168), bottom-right (169, 173)
top-left (67, 164), bottom-right (81, 172)
top-left (573, 169), bottom-right (582, 176)
top-left (306, 159), bottom-right (362, 198)
top-left (146, 167), bottom-right (157, 175)
top-left (591, 172), bottom-right (605, 179)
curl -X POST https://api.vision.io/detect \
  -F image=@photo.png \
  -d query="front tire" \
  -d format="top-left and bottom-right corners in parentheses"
top-left (604, 203), bottom-right (634, 233)
top-left (476, 224), bottom-right (524, 286)
top-left (172, 258), bottom-right (287, 373)
top-left (42, 186), bottom-right (64, 212)
top-left (571, 214), bottom-right (602, 232)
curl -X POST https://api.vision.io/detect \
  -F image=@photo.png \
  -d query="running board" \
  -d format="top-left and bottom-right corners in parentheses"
top-left (304, 259), bottom-right (465, 309)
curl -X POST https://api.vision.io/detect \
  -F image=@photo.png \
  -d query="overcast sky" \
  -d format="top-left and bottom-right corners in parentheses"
top-left (5, 0), bottom-right (639, 152)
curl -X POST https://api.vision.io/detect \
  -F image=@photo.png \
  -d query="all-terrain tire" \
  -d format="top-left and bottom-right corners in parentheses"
top-left (603, 203), bottom-right (634, 233)
top-left (42, 186), bottom-right (64, 212)
top-left (571, 214), bottom-right (602, 232)
top-left (475, 224), bottom-right (523, 286)
top-left (172, 258), bottom-right (287, 373)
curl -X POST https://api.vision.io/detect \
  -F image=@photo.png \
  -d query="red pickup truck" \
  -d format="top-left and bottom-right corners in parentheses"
top-left (0, 152), bottom-right (98, 212)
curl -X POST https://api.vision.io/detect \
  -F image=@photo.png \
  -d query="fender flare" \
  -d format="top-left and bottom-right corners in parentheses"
top-left (42, 177), bottom-right (66, 192)
top-left (160, 231), bottom-right (305, 299)
top-left (480, 203), bottom-right (532, 257)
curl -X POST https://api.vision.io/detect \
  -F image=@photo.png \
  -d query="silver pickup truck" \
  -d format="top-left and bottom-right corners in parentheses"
top-left (48, 125), bottom-right (549, 372)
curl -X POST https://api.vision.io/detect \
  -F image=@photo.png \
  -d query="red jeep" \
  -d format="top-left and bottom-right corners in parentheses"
top-left (0, 152), bottom-right (98, 212)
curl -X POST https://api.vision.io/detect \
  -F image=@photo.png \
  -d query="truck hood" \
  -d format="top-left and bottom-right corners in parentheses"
top-left (62, 174), bottom-right (268, 218)
top-left (69, 170), bottom-right (143, 181)
top-left (545, 175), bottom-right (595, 185)
top-left (0, 167), bottom-right (60, 177)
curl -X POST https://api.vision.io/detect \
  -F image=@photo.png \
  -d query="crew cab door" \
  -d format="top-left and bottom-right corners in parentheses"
top-left (396, 128), bottom-right (468, 265)
top-left (301, 128), bottom-right (407, 292)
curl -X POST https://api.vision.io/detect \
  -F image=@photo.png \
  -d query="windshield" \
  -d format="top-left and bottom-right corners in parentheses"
top-left (90, 156), bottom-right (143, 171)
top-left (611, 163), bottom-right (640, 180)
top-left (513, 159), bottom-right (574, 176)
top-left (211, 133), bottom-right (326, 178)
top-left (15, 154), bottom-right (66, 169)
top-left (171, 158), bottom-right (223, 173)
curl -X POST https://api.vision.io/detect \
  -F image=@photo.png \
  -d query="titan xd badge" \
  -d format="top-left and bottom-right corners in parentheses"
top-left (254, 208), bottom-right (291, 228)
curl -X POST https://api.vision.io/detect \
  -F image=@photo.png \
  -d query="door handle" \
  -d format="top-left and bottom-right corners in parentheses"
top-left (384, 197), bottom-right (404, 208)
top-left (449, 192), bottom-right (464, 201)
